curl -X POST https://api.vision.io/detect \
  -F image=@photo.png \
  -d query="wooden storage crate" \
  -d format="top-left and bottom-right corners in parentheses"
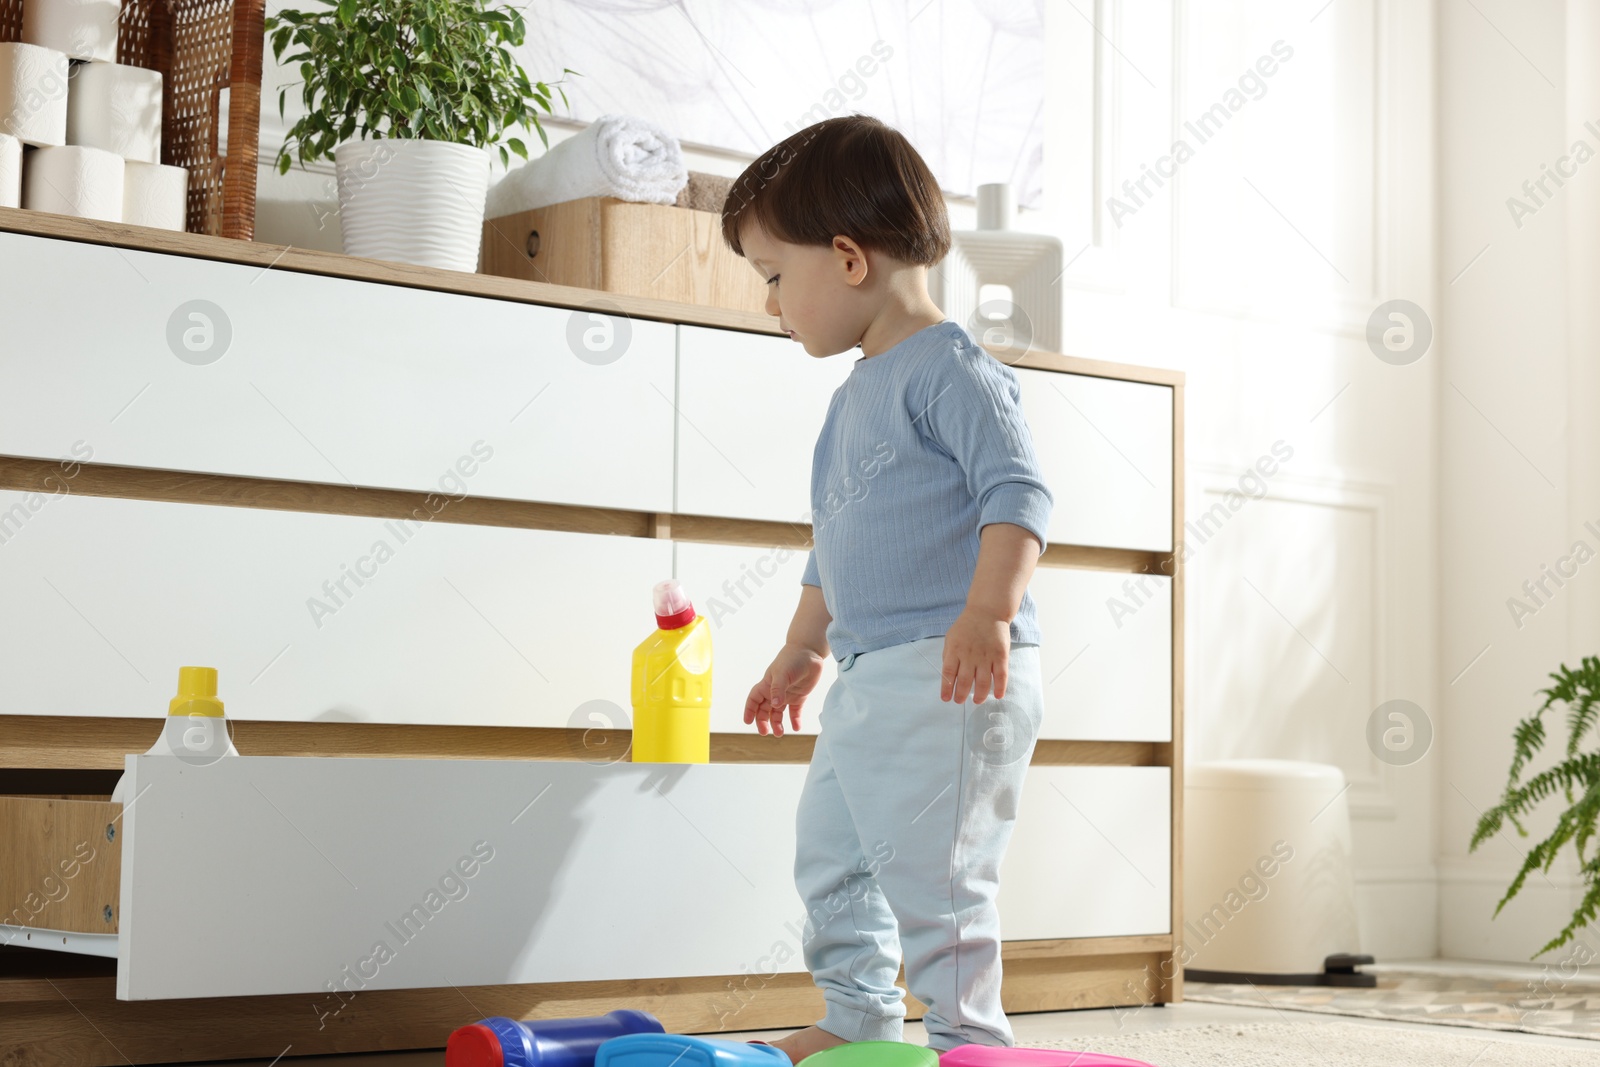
top-left (481, 196), bottom-right (768, 316)
top-left (0, 0), bottom-right (265, 239)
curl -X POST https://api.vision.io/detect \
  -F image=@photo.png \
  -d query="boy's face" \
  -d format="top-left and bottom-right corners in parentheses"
top-left (738, 218), bottom-right (872, 358)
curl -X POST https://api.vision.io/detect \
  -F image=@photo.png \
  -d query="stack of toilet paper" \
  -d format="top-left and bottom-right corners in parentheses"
top-left (0, 0), bottom-right (189, 230)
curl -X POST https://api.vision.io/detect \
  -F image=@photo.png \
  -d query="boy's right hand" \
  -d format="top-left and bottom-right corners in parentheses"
top-left (745, 643), bottom-right (826, 737)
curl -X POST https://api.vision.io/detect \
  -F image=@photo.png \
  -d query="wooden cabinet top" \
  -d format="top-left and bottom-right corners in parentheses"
top-left (0, 206), bottom-right (1182, 388)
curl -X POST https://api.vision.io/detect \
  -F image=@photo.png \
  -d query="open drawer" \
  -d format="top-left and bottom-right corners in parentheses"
top-left (2, 756), bottom-right (1169, 1002)
top-left (6, 755), bottom-right (813, 1001)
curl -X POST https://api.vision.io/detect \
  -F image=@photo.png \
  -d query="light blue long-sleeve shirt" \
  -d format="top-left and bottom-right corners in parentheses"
top-left (801, 319), bottom-right (1054, 659)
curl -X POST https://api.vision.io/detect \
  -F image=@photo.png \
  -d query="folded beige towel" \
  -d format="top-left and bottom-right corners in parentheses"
top-left (675, 170), bottom-right (735, 213)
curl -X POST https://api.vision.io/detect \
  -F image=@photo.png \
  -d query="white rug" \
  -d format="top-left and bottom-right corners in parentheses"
top-left (1183, 968), bottom-right (1600, 1041)
top-left (1025, 1021), bottom-right (1600, 1066)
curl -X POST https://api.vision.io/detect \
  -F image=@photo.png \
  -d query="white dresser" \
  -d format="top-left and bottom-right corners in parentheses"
top-left (0, 207), bottom-right (1184, 1065)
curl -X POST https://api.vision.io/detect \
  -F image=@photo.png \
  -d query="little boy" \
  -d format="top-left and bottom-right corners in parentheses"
top-left (721, 114), bottom-right (1055, 1060)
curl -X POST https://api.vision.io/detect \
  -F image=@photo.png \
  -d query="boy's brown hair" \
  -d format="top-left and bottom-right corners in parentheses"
top-left (720, 114), bottom-right (951, 268)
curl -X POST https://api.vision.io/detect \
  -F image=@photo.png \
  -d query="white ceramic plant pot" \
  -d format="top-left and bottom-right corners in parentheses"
top-left (334, 138), bottom-right (489, 272)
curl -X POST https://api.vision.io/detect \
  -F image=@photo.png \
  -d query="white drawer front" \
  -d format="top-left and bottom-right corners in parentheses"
top-left (998, 766), bottom-right (1171, 939)
top-left (1015, 368), bottom-right (1173, 552)
top-left (0, 231), bottom-right (675, 513)
top-left (675, 324), bottom-right (854, 523)
top-left (1030, 567), bottom-right (1173, 741)
top-left (119, 755), bottom-right (812, 999)
top-left (117, 759), bottom-right (1167, 998)
top-left (673, 540), bottom-right (837, 736)
top-left (0, 491), bottom-right (668, 727)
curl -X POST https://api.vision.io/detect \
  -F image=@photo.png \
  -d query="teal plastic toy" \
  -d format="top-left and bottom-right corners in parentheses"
top-left (596, 1034), bottom-right (791, 1066)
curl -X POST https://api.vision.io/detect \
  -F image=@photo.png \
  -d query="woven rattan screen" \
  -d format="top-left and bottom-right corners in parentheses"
top-left (0, 0), bottom-right (263, 239)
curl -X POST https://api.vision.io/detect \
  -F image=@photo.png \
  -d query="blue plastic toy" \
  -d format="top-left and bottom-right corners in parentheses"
top-left (446, 1009), bottom-right (666, 1067)
top-left (595, 1033), bottom-right (792, 1066)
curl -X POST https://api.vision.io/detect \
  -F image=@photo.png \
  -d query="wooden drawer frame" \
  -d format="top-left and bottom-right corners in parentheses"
top-left (0, 205), bottom-right (1185, 1066)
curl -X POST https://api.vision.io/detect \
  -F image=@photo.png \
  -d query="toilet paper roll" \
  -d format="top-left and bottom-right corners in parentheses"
top-left (66, 59), bottom-right (159, 163)
top-left (23, 143), bottom-right (122, 220)
top-left (22, 0), bottom-right (122, 62)
top-left (0, 133), bottom-right (21, 208)
top-left (0, 42), bottom-right (70, 147)
top-left (123, 159), bottom-right (186, 230)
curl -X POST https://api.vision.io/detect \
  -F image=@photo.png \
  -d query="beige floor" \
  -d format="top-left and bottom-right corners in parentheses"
top-left (155, 959), bottom-right (1600, 1065)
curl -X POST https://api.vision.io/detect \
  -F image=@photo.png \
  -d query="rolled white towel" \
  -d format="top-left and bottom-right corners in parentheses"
top-left (484, 113), bottom-right (688, 218)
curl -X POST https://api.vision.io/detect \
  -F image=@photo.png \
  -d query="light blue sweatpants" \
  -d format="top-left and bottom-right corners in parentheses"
top-left (793, 635), bottom-right (1044, 1052)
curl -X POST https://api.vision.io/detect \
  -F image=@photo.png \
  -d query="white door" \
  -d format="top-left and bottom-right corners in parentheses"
top-left (0, 490), bottom-right (669, 728)
top-left (673, 540), bottom-right (837, 736)
top-left (118, 755), bottom-right (813, 999)
top-left (1014, 368), bottom-right (1174, 552)
top-left (0, 231), bottom-right (676, 512)
top-left (674, 324), bottom-right (854, 523)
top-left (1029, 567), bottom-right (1173, 741)
top-left (998, 766), bottom-right (1172, 939)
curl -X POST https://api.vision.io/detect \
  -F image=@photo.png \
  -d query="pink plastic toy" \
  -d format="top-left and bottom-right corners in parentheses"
top-left (940, 1047), bottom-right (1156, 1067)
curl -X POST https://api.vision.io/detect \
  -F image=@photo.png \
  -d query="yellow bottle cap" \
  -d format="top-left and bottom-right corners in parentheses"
top-left (169, 665), bottom-right (225, 717)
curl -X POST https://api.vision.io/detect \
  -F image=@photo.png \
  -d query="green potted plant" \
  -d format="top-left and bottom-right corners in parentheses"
top-left (266, 0), bottom-right (578, 271)
top-left (1470, 655), bottom-right (1600, 956)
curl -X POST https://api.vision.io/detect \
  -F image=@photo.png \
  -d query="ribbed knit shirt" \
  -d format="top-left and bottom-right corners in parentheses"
top-left (801, 319), bottom-right (1055, 659)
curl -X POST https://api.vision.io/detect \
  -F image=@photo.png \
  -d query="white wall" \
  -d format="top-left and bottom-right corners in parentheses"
top-left (1036, 0), bottom-right (1439, 962)
top-left (249, 0), bottom-right (1442, 961)
top-left (1434, 0), bottom-right (1600, 968)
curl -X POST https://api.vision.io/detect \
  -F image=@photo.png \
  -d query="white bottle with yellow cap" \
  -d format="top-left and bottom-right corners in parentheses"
top-left (111, 666), bottom-right (240, 803)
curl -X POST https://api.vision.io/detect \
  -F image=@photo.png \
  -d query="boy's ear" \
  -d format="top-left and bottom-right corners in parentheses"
top-left (832, 234), bottom-right (870, 287)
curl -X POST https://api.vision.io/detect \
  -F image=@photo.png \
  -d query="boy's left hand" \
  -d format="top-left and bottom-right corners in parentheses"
top-left (941, 608), bottom-right (1010, 704)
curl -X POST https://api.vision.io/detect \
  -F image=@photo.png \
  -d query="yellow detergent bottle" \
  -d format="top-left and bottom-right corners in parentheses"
top-left (110, 666), bottom-right (240, 803)
top-left (630, 578), bottom-right (712, 763)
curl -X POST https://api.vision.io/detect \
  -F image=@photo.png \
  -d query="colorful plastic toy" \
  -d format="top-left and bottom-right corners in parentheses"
top-left (631, 578), bottom-right (713, 763)
top-left (939, 1046), bottom-right (1157, 1066)
top-left (795, 1042), bottom-right (938, 1066)
top-left (445, 1009), bottom-right (665, 1067)
top-left (595, 1033), bottom-right (790, 1066)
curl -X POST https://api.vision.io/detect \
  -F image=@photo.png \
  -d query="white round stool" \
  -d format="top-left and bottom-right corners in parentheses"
top-left (1182, 759), bottom-right (1371, 985)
